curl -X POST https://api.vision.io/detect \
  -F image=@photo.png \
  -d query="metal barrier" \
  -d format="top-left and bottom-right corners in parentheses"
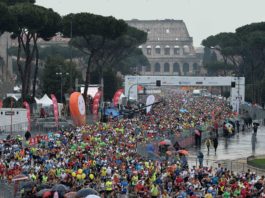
top-left (0, 180), bottom-right (15, 198)
top-left (0, 122), bottom-right (28, 134)
top-left (136, 126), bottom-right (222, 160)
top-left (240, 104), bottom-right (265, 124)
top-left (186, 156), bottom-right (265, 175)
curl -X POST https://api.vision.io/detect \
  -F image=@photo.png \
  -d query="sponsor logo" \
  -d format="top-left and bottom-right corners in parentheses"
top-left (5, 111), bottom-right (15, 115)
top-left (179, 81), bottom-right (190, 85)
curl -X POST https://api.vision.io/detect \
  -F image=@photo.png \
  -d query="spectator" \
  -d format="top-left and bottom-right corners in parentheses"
top-left (197, 151), bottom-right (204, 167)
top-left (25, 130), bottom-right (31, 141)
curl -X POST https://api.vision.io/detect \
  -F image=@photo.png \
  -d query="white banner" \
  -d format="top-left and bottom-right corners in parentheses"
top-left (146, 95), bottom-right (155, 113)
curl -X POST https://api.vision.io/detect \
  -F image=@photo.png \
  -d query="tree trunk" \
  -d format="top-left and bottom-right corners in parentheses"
top-left (83, 51), bottom-right (94, 107)
top-left (32, 37), bottom-right (39, 98)
top-left (17, 36), bottom-right (25, 101)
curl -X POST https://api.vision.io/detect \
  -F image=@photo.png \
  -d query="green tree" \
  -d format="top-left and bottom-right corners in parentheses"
top-left (0, 0), bottom-right (35, 5)
top-left (0, 2), bottom-right (14, 34)
top-left (62, 13), bottom-right (128, 104)
top-left (202, 22), bottom-right (265, 103)
top-left (92, 26), bottom-right (147, 74)
top-left (41, 56), bottom-right (81, 102)
top-left (7, 3), bottom-right (61, 100)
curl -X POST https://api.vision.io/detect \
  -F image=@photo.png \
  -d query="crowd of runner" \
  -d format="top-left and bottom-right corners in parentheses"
top-left (1, 91), bottom-right (264, 198)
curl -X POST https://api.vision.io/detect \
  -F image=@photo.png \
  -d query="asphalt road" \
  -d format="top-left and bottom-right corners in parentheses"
top-left (189, 126), bottom-right (265, 160)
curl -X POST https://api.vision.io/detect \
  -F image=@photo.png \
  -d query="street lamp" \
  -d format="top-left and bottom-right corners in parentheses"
top-left (56, 72), bottom-right (69, 103)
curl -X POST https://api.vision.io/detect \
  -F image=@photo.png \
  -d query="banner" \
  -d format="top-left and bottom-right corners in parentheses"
top-left (69, 92), bottom-right (86, 126)
top-left (23, 101), bottom-right (31, 131)
top-left (92, 91), bottom-right (102, 115)
top-left (0, 99), bottom-right (2, 108)
top-left (113, 88), bottom-right (124, 107)
top-left (146, 95), bottom-right (155, 113)
top-left (51, 94), bottom-right (59, 127)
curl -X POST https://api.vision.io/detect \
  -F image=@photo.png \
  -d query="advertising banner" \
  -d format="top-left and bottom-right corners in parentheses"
top-left (23, 101), bottom-right (31, 131)
top-left (51, 94), bottom-right (59, 127)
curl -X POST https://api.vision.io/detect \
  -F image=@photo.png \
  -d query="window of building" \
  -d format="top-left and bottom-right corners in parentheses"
top-left (183, 45), bottom-right (190, 54)
top-left (155, 46), bottom-right (161, 54)
top-left (155, 63), bottom-right (160, 72)
top-left (174, 46), bottom-right (180, 55)
top-left (164, 45), bottom-right (170, 55)
top-left (193, 63), bottom-right (198, 74)
top-left (173, 63), bottom-right (180, 73)
top-left (164, 63), bottom-right (170, 72)
top-left (183, 63), bottom-right (189, 75)
top-left (146, 45), bottom-right (152, 55)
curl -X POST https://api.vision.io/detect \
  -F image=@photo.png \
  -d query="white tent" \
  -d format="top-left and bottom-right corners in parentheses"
top-left (118, 93), bottom-right (126, 104)
top-left (35, 94), bottom-right (53, 106)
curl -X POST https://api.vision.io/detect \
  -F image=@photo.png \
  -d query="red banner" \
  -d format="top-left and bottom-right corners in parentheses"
top-left (23, 101), bottom-right (31, 131)
top-left (0, 99), bottom-right (3, 109)
top-left (113, 88), bottom-right (124, 107)
top-left (51, 94), bottom-right (59, 127)
top-left (92, 91), bottom-right (102, 115)
top-left (29, 135), bottom-right (48, 145)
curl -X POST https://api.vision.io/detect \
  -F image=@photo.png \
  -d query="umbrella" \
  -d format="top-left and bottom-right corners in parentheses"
top-left (194, 129), bottom-right (201, 136)
top-left (64, 192), bottom-right (77, 198)
top-left (76, 188), bottom-right (99, 198)
top-left (178, 149), bottom-right (189, 155)
top-left (159, 139), bottom-right (171, 146)
top-left (253, 122), bottom-right (259, 126)
top-left (51, 184), bottom-right (69, 195)
top-left (146, 144), bottom-right (155, 153)
top-left (12, 174), bottom-right (28, 182)
top-left (85, 195), bottom-right (100, 198)
top-left (35, 189), bottom-right (52, 197)
top-left (36, 184), bottom-right (51, 191)
top-left (179, 108), bottom-right (188, 113)
top-left (21, 181), bottom-right (35, 190)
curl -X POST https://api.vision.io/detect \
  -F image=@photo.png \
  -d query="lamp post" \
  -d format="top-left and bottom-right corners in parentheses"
top-left (70, 16), bottom-right (73, 90)
top-left (56, 72), bottom-right (69, 103)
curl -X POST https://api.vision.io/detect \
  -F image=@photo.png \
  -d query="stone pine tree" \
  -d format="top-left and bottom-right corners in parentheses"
top-left (8, 3), bottom-right (61, 100)
top-left (202, 22), bottom-right (265, 103)
top-left (62, 13), bottom-right (128, 104)
top-left (0, 2), bottom-right (14, 34)
top-left (71, 25), bottom-right (147, 99)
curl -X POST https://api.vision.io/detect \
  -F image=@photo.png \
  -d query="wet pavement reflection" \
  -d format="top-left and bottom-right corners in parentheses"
top-left (189, 126), bottom-right (265, 160)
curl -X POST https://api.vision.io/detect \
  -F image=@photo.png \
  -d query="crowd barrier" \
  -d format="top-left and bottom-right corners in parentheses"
top-left (187, 156), bottom-right (265, 175)
top-left (136, 126), bottom-right (221, 160)
top-left (0, 122), bottom-right (28, 134)
top-left (240, 103), bottom-right (265, 124)
top-left (0, 180), bottom-right (15, 198)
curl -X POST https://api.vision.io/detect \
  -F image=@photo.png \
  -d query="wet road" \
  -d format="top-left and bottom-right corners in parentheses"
top-left (189, 126), bottom-right (265, 160)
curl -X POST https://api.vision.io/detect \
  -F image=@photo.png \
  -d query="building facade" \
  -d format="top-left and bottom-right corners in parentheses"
top-left (127, 19), bottom-right (203, 76)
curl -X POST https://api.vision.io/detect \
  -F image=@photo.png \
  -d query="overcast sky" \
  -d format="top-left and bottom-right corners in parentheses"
top-left (36, 0), bottom-right (265, 47)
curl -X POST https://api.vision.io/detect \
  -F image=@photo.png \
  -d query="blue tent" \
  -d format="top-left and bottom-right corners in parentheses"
top-left (104, 108), bottom-right (120, 117)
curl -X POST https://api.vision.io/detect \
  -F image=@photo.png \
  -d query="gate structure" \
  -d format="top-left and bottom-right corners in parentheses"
top-left (125, 76), bottom-right (245, 112)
